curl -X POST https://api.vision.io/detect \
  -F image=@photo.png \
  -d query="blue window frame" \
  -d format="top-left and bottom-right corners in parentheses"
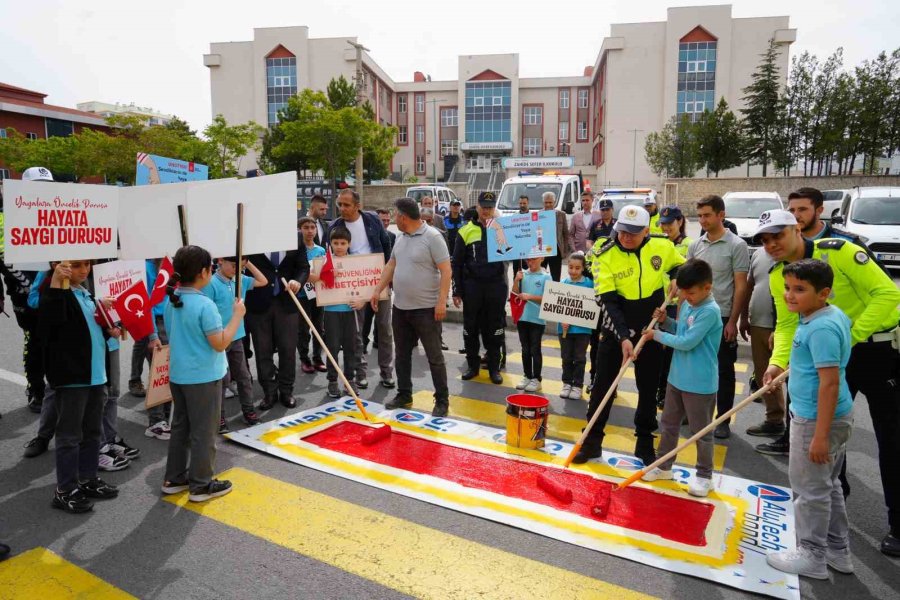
top-left (676, 41), bottom-right (717, 122)
top-left (266, 56), bottom-right (298, 126)
top-left (464, 81), bottom-right (511, 143)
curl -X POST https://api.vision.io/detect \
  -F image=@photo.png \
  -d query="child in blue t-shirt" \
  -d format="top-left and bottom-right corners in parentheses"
top-left (639, 258), bottom-right (722, 497)
top-left (203, 256), bottom-right (267, 431)
top-left (766, 259), bottom-right (854, 580)
top-left (512, 257), bottom-right (551, 392)
top-left (558, 254), bottom-right (593, 401)
top-left (298, 217), bottom-right (327, 373)
top-left (162, 245), bottom-right (245, 503)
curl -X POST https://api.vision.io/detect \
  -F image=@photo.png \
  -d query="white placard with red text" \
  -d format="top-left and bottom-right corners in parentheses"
top-left (92, 259), bottom-right (147, 320)
top-left (2, 180), bottom-right (119, 264)
top-left (310, 253), bottom-right (388, 307)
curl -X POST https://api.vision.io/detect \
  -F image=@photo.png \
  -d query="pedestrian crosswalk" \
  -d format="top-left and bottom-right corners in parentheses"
top-left (0, 548), bottom-right (135, 599)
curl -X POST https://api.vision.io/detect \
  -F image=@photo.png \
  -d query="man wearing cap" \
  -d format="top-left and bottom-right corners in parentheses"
top-left (452, 192), bottom-right (507, 384)
top-left (588, 198), bottom-right (616, 243)
top-left (541, 191), bottom-right (571, 282)
top-left (443, 199), bottom-right (465, 256)
top-left (687, 194), bottom-right (750, 439)
top-left (756, 209), bottom-right (900, 557)
top-left (570, 191), bottom-right (602, 253)
top-left (643, 196), bottom-right (664, 235)
top-left (576, 206), bottom-right (686, 465)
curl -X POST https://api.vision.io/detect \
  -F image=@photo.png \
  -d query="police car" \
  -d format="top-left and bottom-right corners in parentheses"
top-left (497, 173), bottom-right (582, 220)
top-left (832, 187), bottom-right (900, 271)
top-left (598, 188), bottom-right (658, 216)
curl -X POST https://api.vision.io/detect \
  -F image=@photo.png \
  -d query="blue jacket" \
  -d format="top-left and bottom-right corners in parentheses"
top-left (328, 211), bottom-right (392, 262)
top-left (653, 296), bottom-right (723, 395)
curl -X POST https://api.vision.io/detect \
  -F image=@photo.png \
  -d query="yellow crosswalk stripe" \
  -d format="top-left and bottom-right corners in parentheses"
top-left (165, 468), bottom-right (655, 600)
top-left (413, 391), bottom-right (727, 470)
top-left (461, 371), bottom-right (640, 409)
top-left (0, 548), bottom-right (136, 599)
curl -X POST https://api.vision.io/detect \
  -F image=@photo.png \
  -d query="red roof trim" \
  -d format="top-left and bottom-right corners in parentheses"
top-left (469, 69), bottom-right (507, 81)
top-left (680, 26), bottom-right (717, 43)
top-left (266, 44), bottom-right (295, 59)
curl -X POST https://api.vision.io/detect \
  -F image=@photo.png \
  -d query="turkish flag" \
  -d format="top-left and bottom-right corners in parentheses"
top-left (149, 257), bottom-right (174, 307)
top-left (509, 292), bottom-right (525, 324)
top-left (114, 281), bottom-right (155, 340)
top-left (319, 248), bottom-right (336, 288)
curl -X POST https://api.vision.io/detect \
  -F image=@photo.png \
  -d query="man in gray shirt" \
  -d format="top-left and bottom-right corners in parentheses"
top-left (688, 195), bottom-right (750, 439)
top-left (371, 198), bottom-right (452, 416)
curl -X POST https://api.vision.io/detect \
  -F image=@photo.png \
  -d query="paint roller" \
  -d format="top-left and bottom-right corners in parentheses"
top-left (361, 424), bottom-right (393, 446)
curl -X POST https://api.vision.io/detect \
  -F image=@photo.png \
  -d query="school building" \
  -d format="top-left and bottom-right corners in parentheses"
top-left (204, 4), bottom-right (795, 188)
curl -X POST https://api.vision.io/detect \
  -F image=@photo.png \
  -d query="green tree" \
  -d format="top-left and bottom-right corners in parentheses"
top-left (201, 114), bottom-right (264, 179)
top-left (697, 98), bottom-right (745, 176)
top-left (741, 38), bottom-right (785, 176)
top-left (644, 114), bottom-right (703, 178)
top-left (259, 99), bottom-right (310, 176)
top-left (165, 115), bottom-right (197, 137)
top-left (327, 75), bottom-right (358, 109)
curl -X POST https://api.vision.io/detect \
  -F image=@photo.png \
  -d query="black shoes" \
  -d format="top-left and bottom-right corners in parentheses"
top-left (52, 488), bottom-right (94, 513)
top-left (380, 378), bottom-right (396, 389)
top-left (23, 436), bottom-right (50, 458)
top-left (385, 394), bottom-right (413, 410)
top-left (258, 394), bottom-right (276, 411)
top-left (242, 409), bottom-right (260, 426)
top-left (79, 478), bottom-right (119, 500)
top-left (280, 390), bottom-right (296, 408)
top-left (432, 401), bottom-right (449, 418)
top-left (461, 367), bottom-right (479, 381)
top-left (634, 438), bottom-right (656, 466)
top-left (881, 533), bottom-right (900, 557)
top-left (489, 372), bottom-right (503, 385)
top-left (714, 423), bottom-right (731, 439)
top-left (756, 437), bottom-right (789, 456)
top-left (189, 479), bottom-right (233, 503)
top-left (572, 446), bottom-right (602, 464)
top-left (746, 421), bottom-right (785, 437)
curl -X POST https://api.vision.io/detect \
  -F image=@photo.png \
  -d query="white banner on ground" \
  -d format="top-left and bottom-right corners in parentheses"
top-left (310, 253), bottom-right (388, 307)
top-left (538, 281), bottom-right (600, 329)
top-left (2, 180), bottom-right (119, 264)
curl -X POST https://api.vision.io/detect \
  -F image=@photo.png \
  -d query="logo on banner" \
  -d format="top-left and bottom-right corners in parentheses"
top-left (607, 456), bottom-right (645, 470)
top-left (394, 412), bottom-right (425, 423)
top-left (492, 432), bottom-right (506, 444)
top-left (747, 484), bottom-right (791, 502)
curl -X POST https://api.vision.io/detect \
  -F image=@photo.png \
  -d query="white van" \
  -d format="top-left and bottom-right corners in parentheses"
top-left (598, 188), bottom-right (658, 216)
top-left (406, 185), bottom-right (460, 216)
top-left (497, 173), bottom-right (582, 218)
top-left (832, 187), bottom-right (900, 270)
top-left (722, 191), bottom-right (784, 248)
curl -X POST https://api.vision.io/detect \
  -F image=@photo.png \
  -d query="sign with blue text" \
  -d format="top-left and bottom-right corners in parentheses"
top-left (136, 152), bottom-right (208, 185)
top-left (486, 210), bottom-right (557, 262)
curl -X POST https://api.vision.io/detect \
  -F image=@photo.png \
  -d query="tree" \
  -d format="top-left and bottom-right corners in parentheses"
top-left (259, 100), bottom-right (310, 176)
top-left (697, 98), bottom-right (745, 176)
top-left (201, 114), bottom-right (264, 179)
top-left (644, 114), bottom-right (703, 178)
top-left (327, 75), bottom-right (358, 110)
top-left (741, 38), bottom-right (785, 176)
top-left (854, 50), bottom-right (899, 174)
top-left (165, 116), bottom-right (197, 137)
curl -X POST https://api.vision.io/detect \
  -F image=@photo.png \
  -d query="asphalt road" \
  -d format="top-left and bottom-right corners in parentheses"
top-left (1, 300), bottom-right (899, 598)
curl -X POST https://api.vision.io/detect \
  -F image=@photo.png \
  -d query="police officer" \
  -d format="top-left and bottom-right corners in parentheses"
top-left (575, 206), bottom-right (686, 464)
top-left (756, 210), bottom-right (900, 557)
top-left (452, 192), bottom-right (507, 384)
top-left (643, 196), bottom-right (663, 235)
top-left (443, 198), bottom-right (465, 256)
top-left (588, 198), bottom-right (616, 242)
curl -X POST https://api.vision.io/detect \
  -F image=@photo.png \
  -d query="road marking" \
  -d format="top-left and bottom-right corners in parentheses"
top-left (412, 391), bottom-right (727, 470)
top-left (460, 370), bottom-right (643, 407)
top-left (0, 368), bottom-right (27, 387)
top-left (536, 344), bottom-right (751, 374)
top-left (165, 467), bottom-right (656, 600)
top-left (0, 547), bottom-right (135, 599)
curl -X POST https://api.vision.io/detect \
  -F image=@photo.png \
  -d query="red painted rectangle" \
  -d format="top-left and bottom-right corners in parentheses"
top-left (304, 421), bottom-right (714, 546)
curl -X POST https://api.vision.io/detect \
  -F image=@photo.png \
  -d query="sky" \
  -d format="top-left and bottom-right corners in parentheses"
top-left (1, 0), bottom-right (898, 133)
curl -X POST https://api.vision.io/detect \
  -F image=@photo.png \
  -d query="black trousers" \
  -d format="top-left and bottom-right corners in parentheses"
top-left (24, 329), bottom-right (45, 401)
top-left (54, 385), bottom-right (105, 492)
top-left (716, 318), bottom-right (738, 416)
top-left (561, 333), bottom-right (591, 387)
top-left (393, 307), bottom-right (448, 401)
top-left (542, 253), bottom-right (562, 282)
top-left (517, 321), bottom-right (544, 380)
top-left (247, 301), bottom-right (299, 396)
top-left (585, 333), bottom-right (662, 449)
top-left (324, 311), bottom-right (358, 384)
top-left (589, 328), bottom-right (601, 383)
top-left (463, 280), bottom-right (507, 373)
top-left (297, 295), bottom-right (324, 364)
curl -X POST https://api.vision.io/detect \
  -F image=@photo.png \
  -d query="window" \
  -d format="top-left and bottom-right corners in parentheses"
top-left (415, 94), bottom-right (425, 112)
top-left (46, 118), bottom-right (74, 138)
top-left (440, 107), bottom-right (458, 127)
top-left (523, 106), bottom-right (542, 125)
top-left (440, 139), bottom-right (459, 156)
top-left (266, 56), bottom-right (298, 126)
top-left (398, 126), bottom-right (408, 144)
top-left (0, 128), bottom-right (6, 138)
top-left (464, 80), bottom-right (512, 143)
top-left (26, 132), bottom-right (38, 140)
top-left (415, 125), bottom-right (425, 143)
top-left (677, 40), bottom-right (717, 122)
top-left (576, 122), bottom-right (588, 141)
top-left (559, 90), bottom-right (569, 109)
top-left (578, 89), bottom-right (588, 108)
top-left (558, 122), bottom-right (569, 140)
top-left (416, 155), bottom-right (425, 174)
top-left (398, 95), bottom-right (407, 113)
top-left (523, 138), bottom-right (541, 156)
top-left (0, 168), bottom-right (9, 180)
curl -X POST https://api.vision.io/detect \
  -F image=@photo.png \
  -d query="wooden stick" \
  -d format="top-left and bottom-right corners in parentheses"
top-left (563, 289), bottom-right (675, 468)
top-left (177, 204), bottom-right (189, 247)
top-left (282, 277), bottom-right (371, 421)
top-left (618, 368), bottom-right (791, 489)
top-left (235, 203), bottom-right (244, 299)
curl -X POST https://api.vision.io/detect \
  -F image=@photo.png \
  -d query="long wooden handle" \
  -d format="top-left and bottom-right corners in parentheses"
top-left (177, 204), bottom-right (189, 247)
top-left (618, 368), bottom-right (792, 489)
top-left (282, 278), bottom-right (371, 421)
top-left (61, 261), bottom-right (70, 289)
top-left (563, 289), bottom-right (675, 467)
top-left (235, 203), bottom-right (244, 299)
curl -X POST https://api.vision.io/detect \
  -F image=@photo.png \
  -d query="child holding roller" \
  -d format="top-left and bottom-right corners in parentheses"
top-left (639, 258), bottom-right (722, 497)
top-left (558, 253), bottom-right (593, 401)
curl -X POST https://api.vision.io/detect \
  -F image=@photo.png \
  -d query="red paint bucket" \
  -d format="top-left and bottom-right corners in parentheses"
top-left (505, 394), bottom-right (549, 449)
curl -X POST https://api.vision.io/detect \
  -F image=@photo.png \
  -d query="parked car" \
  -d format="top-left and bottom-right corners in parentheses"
top-left (722, 191), bottom-right (784, 249)
top-left (822, 189), bottom-right (851, 224)
top-left (497, 173), bottom-right (582, 219)
top-left (832, 187), bottom-right (900, 270)
top-left (406, 185), bottom-right (460, 216)
top-left (598, 188), bottom-right (659, 217)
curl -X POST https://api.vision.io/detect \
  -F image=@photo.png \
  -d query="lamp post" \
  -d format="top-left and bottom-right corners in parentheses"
top-left (628, 128), bottom-right (644, 187)
top-left (426, 98), bottom-right (447, 184)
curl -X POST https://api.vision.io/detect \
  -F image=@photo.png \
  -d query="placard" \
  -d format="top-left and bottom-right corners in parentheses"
top-left (486, 210), bottom-right (557, 263)
top-left (92, 259), bottom-right (147, 320)
top-left (538, 280), bottom-right (600, 329)
top-left (310, 253), bottom-right (388, 307)
top-left (145, 345), bottom-right (172, 409)
top-left (136, 152), bottom-right (208, 185)
top-left (185, 172), bottom-right (298, 258)
top-left (2, 180), bottom-right (119, 264)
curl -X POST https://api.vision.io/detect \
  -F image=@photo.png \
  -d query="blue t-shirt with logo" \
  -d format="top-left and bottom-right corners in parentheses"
top-left (519, 270), bottom-right (551, 326)
top-left (557, 277), bottom-right (594, 335)
top-left (164, 288), bottom-right (226, 385)
top-left (787, 305), bottom-right (853, 420)
top-left (302, 244), bottom-right (326, 299)
top-left (61, 286), bottom-right (108, 388)
top-left (202, 272), bottom-right (253, 341)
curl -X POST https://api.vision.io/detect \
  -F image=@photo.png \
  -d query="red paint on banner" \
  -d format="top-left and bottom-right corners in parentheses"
top-left (304, 421), bottom-right (714, 546)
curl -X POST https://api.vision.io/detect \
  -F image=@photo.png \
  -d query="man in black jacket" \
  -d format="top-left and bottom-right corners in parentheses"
top-left (246, 236), bottom-right (310, 410)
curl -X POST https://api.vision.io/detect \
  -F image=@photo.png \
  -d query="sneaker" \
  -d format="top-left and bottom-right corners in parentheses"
top-left (688, 477), bottom-right (712, 497)
top-left (242, 409), bottom-right (260, 426)
top-left (746, 421), bottom-right (786, 437)
top-left (52, 488), bottom-right (93, 513)
top-left (568, 387), bottom-right (583, 401)
top-left (380, 378), bottom-right (395, 389)
top-left (128, 380), bottom-right (146, 398)
top-left (385, 394), bottom-right (413, 410)
top-left (161, 480), bottom-right (189, 495)
top-left (571, 446), bottom-right (602, 464)
top-left (524, 379), bottom-right (542, 392)
top-left (714, 423), bottom-right (731, 439)
top-left (432, 401), bottom-right (449, 418)
top-left (23, 436), bottom-right (50, 458)
top-left (766, 548), bottom-right (828, 580)
top-left (98, 445), bottom-right (130, 472)
top-left (327, 381), bottom-right (340, 398)
top-left (110, 437), bottom-right (140, 460)
top-left (356, 377), bottom-right (369, 390)
top-left (343, 384), bottom-right (359, 397)
top-left (560, 384), bottom-right (572, 399)
top-left (826, 546), bottom-right (854, 574)
top-left (218, 418), bottom-right (230, 434)
top-left (189, 479), bottom-right (233, 502)
top-left (313, 360), bottom-right (327, 373)
top-left (301, 361), bottom-right (315, 374)
top-left (641, 468), bottom-right (674, 482)
top-left (145, 421), bottom-right (171, 440)
top-left (79, 477), bottom-right (119, 500)
top-left (756, 438), bottom-right (790, 456)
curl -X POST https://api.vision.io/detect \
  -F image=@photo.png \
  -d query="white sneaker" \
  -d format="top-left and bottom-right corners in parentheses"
top-left (515, 377), bottom-right (530, 390)
top-left (641, 468), bottom-right (674, 482)
top-left (688, 477), bottom-right (712, 497)
top-left (826, 546), bottom-right (854, 574)
top-left (766, 547), bottom-right (828, 580)
top-left (98, 445), bottom-right (130, 471)
top-left (524, 379), bottom-right (542, 392)
top-left (568, 386), bottom-right (583, 401)
top-left (560, 384), bottom-right (572, 399)
top-left (145, 421), bottom-right (171, 440)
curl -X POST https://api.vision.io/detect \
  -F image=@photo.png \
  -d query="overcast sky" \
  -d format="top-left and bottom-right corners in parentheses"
top-left (2, 0), bottom-right (897, 133)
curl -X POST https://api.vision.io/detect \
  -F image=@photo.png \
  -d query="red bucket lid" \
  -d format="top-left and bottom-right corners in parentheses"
top-left (506, 394), bottom-right (549, 409)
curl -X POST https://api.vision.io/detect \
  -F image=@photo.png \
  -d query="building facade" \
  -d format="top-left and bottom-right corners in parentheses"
top-left (205, 5), bottom-right (794, 187)
top-left (76, 101), bottom-right (175, 127)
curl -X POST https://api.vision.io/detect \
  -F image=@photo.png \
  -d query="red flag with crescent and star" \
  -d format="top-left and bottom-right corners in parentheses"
top-left (114, 281), bottom-right (155, 340)
top-left (149, 256), bottom-right (174, 307)
top-left (319, 248), bottom-right (336, 288)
